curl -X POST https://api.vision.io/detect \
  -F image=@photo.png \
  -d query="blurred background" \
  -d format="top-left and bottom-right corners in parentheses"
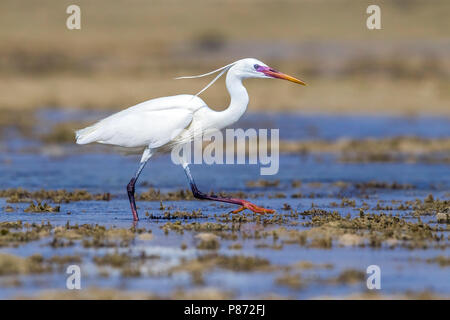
top-left (0, 0), bottom-right (449, 115)
top-left (0, 1), bottom-right (449, 300)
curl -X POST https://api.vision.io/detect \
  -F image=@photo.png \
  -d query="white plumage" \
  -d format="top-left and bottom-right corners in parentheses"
top-left (76, 94), bottom-right (205, 148)
top-left (75, 58), bottom-right (306, 221)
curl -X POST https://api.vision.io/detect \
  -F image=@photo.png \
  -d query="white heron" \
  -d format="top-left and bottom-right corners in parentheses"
top-left (76, 58), bottom-right (306, 221)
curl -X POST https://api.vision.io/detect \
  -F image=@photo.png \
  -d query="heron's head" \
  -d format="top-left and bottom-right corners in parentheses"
top-left (233, 58), bottom-right (306, 85)
top-left (176, 58), bottom-right (306, 97)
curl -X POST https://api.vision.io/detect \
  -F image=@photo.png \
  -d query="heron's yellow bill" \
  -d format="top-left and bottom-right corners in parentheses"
top-left (263, 68), bottom-right (307, 86)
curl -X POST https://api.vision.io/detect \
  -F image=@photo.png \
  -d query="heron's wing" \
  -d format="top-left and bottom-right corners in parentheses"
top-left (76, 95), bottom-right (205, 148)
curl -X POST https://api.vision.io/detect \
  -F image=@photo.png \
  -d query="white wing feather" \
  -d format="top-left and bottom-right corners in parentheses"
top-left (76, 94), bottom-right (206, 148)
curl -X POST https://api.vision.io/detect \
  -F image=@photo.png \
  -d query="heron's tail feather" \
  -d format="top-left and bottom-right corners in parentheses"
top-left (75, 124), bottom-right (100, 144)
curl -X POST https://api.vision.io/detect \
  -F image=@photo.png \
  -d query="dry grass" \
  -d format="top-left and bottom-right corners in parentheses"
top-left (0, 0), bottom-right (449, 114)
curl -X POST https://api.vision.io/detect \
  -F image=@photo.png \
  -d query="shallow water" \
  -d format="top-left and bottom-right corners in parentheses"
top-left (0, 111), bottom-right (449, 299)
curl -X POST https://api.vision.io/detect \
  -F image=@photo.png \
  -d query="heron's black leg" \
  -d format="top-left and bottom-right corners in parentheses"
top-left (127, 149), bottom-right (152, 221)
top-left (182, 163), bottom-right (275, 214)
top-left (127, 176), bottom-right (139, 221)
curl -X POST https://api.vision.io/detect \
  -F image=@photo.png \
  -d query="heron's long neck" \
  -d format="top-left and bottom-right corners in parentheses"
top-left (213, 71), bottom-right (248, 128)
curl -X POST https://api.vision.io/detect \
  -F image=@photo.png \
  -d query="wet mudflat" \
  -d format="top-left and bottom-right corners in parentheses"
top-left (0, 111), bottom-right (449, 299)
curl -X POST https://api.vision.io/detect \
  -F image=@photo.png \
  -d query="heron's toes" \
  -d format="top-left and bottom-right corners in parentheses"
top-left (230, 206), bottom-right (246, 214)
top-left (232, 200), bottom-right (275, 215)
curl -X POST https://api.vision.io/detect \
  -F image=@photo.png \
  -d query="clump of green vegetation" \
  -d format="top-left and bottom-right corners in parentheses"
top-left (190, 270), bottom-right (205, 285)
top-left (195, 233), bottom-right (220, 250)
top-left (47, 255), bottom-right (82, 266)
top-left (290, 261), bottom-right (333, 270)
top-left (139, 188), bottom-right (194, 201)
top-left (94, 252), bottom-right (132, 268)
top-left (162, 221), bottom-right (236, 235)
top-left (0, 221), bottom-right (23, 229)
top-left (436, 212), bottom-right (449, 224)
top-left (121, 266), bottom-right (141, 277)
top-left (330, 198), bottom-right (356, 208)
top-left (291, 192), bottom-right (303, 198)
top-left (291, 180), bottom-right (302, 188)
top-left (280, 137), bottom-right (450, 164)
top-left (139, 188), bottom-right (259, 201)
top-left (217, 212), bottom-right (289, 226)
top-left (0, 188), bottom-right (111, 203)
top-left (355, 181), bottom-right (415, 190)
top-left (49, 237), bottom-right (74, 248)
top-left (300, 208), bottom-right (331, 216)
top-left (255, 243), bottom-right (283, 250)
top-left (3, 205), bottom-right (15, 212)
top-left (275, 273), bottom-right (304, 289)
top-left (0, 221), bottom-right (53, 247)
top-left (24, 201), bottom-right (60, 213)
top-left (171, 253), bottom-right (272, 274)
top-left (328, 269), bottom-right (366, 285)
top-left (246, 179), bottom-right (280, 188)
top-left (93, 251), bottom-right (160, 277)
top-left (0, 253), bottom-right (60, 275)
top-left (268, 193), bottom-right (286, 199)
top-left (310, 235), bottom-right (333, 249)
top-left (228, 243), bottom-right (242, 250)
top-left (217, 191), bottom-right (260, 199)
top-left (411, 195), bottom-right (449, 216)
top-left (93, 250), bottom-right (158, 277)
top-left (196, 239), bottom-right (220, 250)
top-left (373, 200), bottom-right (394, 211)
top-left (147, 209), bottom-right (205, 220)
top-left (426, 256), bottom-right (450, 267)
top-left (53, 223), bottom-right (146, 248)
top-left (0, 221), bottom-right (150, 249)
top-left (214, 255), bottom-right (271, 272)
top-left (266, 208), bottom-right (447, 250)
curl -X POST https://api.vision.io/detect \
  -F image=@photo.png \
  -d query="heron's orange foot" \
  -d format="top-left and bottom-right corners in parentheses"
top-left (231, 200), bottom-right (275, 214)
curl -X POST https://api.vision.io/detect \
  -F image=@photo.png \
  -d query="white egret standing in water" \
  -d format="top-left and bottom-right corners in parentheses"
top-left (76, 58), bottom-right (306, 221)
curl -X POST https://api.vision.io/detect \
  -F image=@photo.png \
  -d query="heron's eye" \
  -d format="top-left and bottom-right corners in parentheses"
top-left (253, 64), bottom-right (260, 70)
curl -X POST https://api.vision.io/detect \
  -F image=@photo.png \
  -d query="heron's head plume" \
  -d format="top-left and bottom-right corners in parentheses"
top-left (175, 58), bottom-right (306, 97)
top-left (175, 61), bottom-right (238, 97)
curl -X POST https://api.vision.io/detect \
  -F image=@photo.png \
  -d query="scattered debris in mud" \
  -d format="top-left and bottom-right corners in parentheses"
top-left (275, 273), bottom-right (304, 289)
top-left (0, 188), bottom-right (111, 203)
top-left (328, 269), bottom-right (366, 285)
top-left (425, 256), bottom-right (450, 267)
top-left (279, 137), bottom-right (450, 163)
top-left (195, 233), bottom-right (221, 250)
top-left (138, 188), bottom-right (259, 201)
top-left (0, 253), bottom-right (82, 276)
top-left (246, 179), bottom-right (280, 188)
top-left (171, 253), bottom-right (272, 274)
top-left (138, 188), bottom-right (195, 201)
top-left (146, 209), bottom-right (206, 220)
top-left (411, 195), bottom-right (449, 217)
top-left (355, 181), bottom-right (415, 190)
top-left (24, 201), bottom-right (60, 213)
top-left (436, 212), bottom-right (450, 224)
